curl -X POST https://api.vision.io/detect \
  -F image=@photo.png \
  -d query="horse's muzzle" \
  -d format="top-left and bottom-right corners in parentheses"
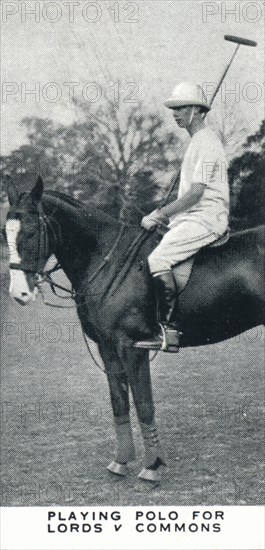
top-left (12, 288), bottom-right (38, 305)
top-left (9, 269), bottom-right (38, 305)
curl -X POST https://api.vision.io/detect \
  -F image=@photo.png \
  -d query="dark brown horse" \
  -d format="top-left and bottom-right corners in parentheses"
top-left (5, 177), bottom-right (265, 481)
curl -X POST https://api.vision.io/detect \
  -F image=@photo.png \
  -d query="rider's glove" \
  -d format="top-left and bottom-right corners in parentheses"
top-left (141, 209), bottom-right (169, 231)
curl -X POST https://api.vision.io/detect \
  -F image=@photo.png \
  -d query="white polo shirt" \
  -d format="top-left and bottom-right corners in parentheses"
top-left (170, 127), bottom-right (229, 235)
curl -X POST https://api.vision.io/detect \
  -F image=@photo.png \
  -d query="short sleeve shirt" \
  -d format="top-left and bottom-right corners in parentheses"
top-left (170, 127), bottom-right (229, 234)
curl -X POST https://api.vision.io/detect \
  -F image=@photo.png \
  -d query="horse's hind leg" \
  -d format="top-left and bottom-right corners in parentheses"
top-left (119, 344), bottom-right (166, 482)
top-left (98, 343), bottom-right (136, 476)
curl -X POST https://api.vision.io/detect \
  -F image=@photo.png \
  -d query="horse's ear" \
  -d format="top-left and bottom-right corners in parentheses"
top-left (30, 176), bottom-right (44, 203)
top-left (6, 176), bottom-right (19, 206)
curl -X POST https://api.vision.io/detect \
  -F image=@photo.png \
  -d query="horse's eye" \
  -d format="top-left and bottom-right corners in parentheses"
top-left (1, 228), bottom-right (7, 241)
top-left (21, 221), bottom-right (37, 237)
top-left (23, 229), bottom-right (36, 239)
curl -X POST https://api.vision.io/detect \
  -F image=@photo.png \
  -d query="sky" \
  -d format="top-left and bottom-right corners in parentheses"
top-left (1, 0), bottom-right (264, 154)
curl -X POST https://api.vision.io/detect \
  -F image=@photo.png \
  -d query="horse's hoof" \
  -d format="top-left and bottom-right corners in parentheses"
top-left (138, 466), bottom-right (165, 482)
top-left (107, 460), bottom-right (129, 477)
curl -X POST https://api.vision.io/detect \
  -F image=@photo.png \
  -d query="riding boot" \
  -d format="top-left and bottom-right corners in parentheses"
top-left (134, 270), bottom-right (181, 352)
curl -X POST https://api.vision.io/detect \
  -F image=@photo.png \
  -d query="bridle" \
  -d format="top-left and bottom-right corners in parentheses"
top-left (8, 205), bottom-right (74, 300)
top-left (7, 200), bottom-right (162, 370)
top-left (9, 205), bottom-right (50, 276)
top-left (7, 203), bottom-right (129, 302)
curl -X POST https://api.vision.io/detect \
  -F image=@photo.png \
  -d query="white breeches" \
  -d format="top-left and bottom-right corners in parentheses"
top-left (148, 220), bottom-right (218, 274)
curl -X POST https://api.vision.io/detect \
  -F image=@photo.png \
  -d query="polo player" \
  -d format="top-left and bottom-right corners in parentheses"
top-left (135, 82), bottom-right (230, 352)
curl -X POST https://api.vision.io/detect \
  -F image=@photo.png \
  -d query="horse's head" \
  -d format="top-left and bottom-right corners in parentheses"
top-left (4, 176), bottom-right (50, 305)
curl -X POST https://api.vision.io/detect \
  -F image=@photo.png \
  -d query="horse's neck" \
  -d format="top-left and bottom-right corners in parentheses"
top-left (42, 194), bottom-right (131, 281)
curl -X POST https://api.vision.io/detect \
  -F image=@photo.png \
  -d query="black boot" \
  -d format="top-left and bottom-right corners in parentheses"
top-left (134, 271), bottom-right (181, 352)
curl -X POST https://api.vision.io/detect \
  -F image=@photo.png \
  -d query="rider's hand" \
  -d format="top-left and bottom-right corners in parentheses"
top-left (141, 209), bottom-right (167, 231)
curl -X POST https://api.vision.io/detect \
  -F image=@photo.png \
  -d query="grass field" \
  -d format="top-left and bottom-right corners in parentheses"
top-left (1, 245), bottom-right (264, 506)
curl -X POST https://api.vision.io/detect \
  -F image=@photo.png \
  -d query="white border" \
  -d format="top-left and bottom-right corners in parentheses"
top-left (1, 506), bottom-right (264, 550)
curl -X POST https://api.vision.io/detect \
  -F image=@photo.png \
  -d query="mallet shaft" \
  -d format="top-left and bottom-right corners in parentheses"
top-left (210, 35), bottom-right (257, 108)
top-left (210, 43), bottom-right (240, 106)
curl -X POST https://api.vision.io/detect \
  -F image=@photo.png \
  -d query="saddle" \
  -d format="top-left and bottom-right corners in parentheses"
top-left (173, 229), bottom-right (230, 294)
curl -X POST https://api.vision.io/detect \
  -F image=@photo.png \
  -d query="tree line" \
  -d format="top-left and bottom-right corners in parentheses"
top-left (1, 99), bottom-right (264, 229)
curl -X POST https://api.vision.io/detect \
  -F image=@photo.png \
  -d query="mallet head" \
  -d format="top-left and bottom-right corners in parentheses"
top-left (224, 35), bottom-right (257, 47)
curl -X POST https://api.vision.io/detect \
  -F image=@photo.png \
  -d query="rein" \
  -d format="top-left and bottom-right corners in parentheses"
top-left (86, 223), bottom-right (127, 285)
top-left (9, 189), bottom-right (174, 370)
top-left (38, 268), bottom-right (76, 309)
top-left (101, 228), bottom-right (151, 299)
top-left (37, 222), bottom-right (127, 310)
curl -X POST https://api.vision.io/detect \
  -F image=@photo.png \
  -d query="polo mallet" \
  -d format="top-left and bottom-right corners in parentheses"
top-left (209, 34), bottom-right (257, 107)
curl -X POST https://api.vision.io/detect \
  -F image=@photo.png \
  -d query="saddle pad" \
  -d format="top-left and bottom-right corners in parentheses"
top-left (172, 230), bottom-right (230, 294)
top-left (209, 229), bottom-right (230, 248)
top-left (173, 256), bottom-right (195, 295)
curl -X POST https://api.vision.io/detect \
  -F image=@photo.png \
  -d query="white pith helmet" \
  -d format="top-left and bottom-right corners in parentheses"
top-left (164, 82), bottom-right (211, 111)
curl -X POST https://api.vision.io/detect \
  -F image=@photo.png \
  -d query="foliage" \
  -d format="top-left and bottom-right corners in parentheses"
top-left (1, 100), bottom-right (182, 221)
top-left (228, 119), bottom-right (265, 229)
top-left (2, 95), bottom-right (263, 229)
top-left (207, 99), bottom-right (249, 161)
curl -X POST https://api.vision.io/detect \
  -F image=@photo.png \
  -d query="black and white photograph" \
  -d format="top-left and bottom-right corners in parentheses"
top-left (0, 1), bottom-right (264, 548)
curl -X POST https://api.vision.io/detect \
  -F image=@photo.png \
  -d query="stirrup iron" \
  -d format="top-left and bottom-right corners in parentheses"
top-left (159, 323), bottom-right (181, 353)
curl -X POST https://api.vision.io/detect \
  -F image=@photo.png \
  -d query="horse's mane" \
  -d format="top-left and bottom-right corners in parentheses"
top-left (45, 190), bottom-right (84, 208)
top-left (43, 190), bottom-right (121, 228)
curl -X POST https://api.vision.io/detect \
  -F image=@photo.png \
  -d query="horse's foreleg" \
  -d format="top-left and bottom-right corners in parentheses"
top-left (119, 345), bottom-right (166, 481)
top-left (108, 414), bottom-right (135, 476)
top-left (98, 343), bottom-right (136, 475)
top-left (109, 380), bottom-right (136, 465)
